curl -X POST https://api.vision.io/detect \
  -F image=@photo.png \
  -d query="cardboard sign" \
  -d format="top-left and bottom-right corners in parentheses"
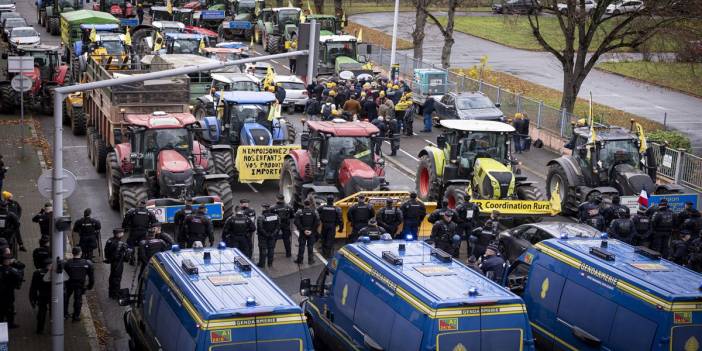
top-left (148, 202), bottom-right (223, 223)
top-left (235, 145), bottom-right (300, 183)
top-left (619, 194), bottom-right (698, 214)
top-left (472, 199), bottom-right (560, 216)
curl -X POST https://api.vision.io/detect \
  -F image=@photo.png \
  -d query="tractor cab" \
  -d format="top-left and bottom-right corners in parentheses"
top-left (231, 0), bottom-right (262, 18)
top-left (438, 119), bottom-right (514, 178)
top-left (304, 14), bottom-right (339, 35)
top-left (151, 7), bottom-right (194, 24)
top-left (318, 35), bottom-right (369, 75)
top-left (191, 9), bottom-right (225, 31)
top-left (209, 72), bottom-right (260, 92)
top-left (152, 20), bottom-right (186, 34)
top-left (269, 7), bottom-right (300, 33)
top-left (162, 32), bottom-right (206, 54)
top-left (93, 0), bottom-right (133, 18)
top-left (14, 45), bottom-right (66, 92)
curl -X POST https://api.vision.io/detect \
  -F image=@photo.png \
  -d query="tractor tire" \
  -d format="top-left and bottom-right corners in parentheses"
top-left (210, 149), bottom-right (236, 185)
top-left (444, 185), bottom-right (468, 209)
top-left (280, 157), bottom-right (304, 209)
top-left (206, 179), bottom-right (234, 220)
top-left (71, 107), bottom-right (86, 135)
top-left (515, 184), bottom-right (546, 224)
top-left (71, 59), bottom-right (81, 83)
top-left (254, 27), bottom-right (262, 44)
top-left (49, 17), bottom-right (59, 35)
top-left (546, 163), bottom-right (575, 216)
top-left (0, 84), bottom-right (16, 112)
top-left (95, 137), bottom-right (108, 173)
top-left (266, 35), bottom-right (281, 54)
top-left (45, 16), bottom-right (52, 32)
top-left (86, 128), bottom-right (95, 162)
top-left (416, 154), bottom-right (442, 202)
top-left (107, 152), bottom-right (122, 210)
top-left (285, 120), bottom-right (296, 144)
top-left (43, 88), bottom-right (55, 115)
top-left (193, 103), bottom-right (210, 120)
top-left (119, 183), bottom-right (149, 218)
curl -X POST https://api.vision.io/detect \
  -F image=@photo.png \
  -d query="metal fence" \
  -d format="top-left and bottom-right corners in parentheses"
top-left (360, 43), bottom-right (702, 192)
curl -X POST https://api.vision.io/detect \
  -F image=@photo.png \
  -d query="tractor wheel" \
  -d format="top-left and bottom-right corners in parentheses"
top-left (416, 154), bottom-right (442, 202)
top-left (107, 152), bottom-right (122, 210)
top-left (206, 179), bottom-right (234, 220)
top-left (210, 149), bottom-right (236, 185)
top-left (49, 17), bottom-right (59, 35)
top-left (45, 17), bottom-right (52, 32)
top-left (71, 107), bottom-right (86, 135)
top-left (0, 84), bottom-right (16, 112)
top-left (285, 120), bottom-right (296, 144)
top-left (71, 59), bottom-right (81, 83)
top-left (95, 137), bottom-right (108, 173)
top-left (515, 185), bottom-right (546, 224)
top-left (280, 157), bottom-right (304, 209)
top-left (266, 35), bottom-right (281, 54)
top-left (43, 88), bottom-right (55, 115)
top-left (119, 183), bottom-right (149, 218)
top-left (444, 185), bottom-right (468, 209)
top-left (546, 163), bottom-right (574, 216)
top-left (193, 103), bottom-right (210, 120)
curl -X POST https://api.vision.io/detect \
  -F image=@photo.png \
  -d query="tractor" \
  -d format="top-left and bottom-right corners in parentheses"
top-left (45, 0), bottom-right (81, 35)
top-left (303, 14), bottom-right (340, 36)
top-left (150, 6), bottom-right (194, 24)
top-left (255, 7), bottom-right (300, 54)
top-left (190, 9), bottom-right (226, 32)
top-left (197, 91), bottom-right (295, 184)
top-left (71, 24), bottom-right (130, 82)
top-left (546, 122), bottom-right (682, 215)
top-left (317, 34), bottom-right (371, 76)
top-left (192, 71), bottom-right (260, 117)
top-left (416, 120), bottom-right (548, 219)
top-left (218, 0), bottom-right (263, 41)
top-left (279, 119), bottom-right (389, 208)
top-left (92, 0), bottom-right (135, 21)
top-left (106, 111), bottom-right (234, 219)
top-left (0, 45), bottom-right (68, 115)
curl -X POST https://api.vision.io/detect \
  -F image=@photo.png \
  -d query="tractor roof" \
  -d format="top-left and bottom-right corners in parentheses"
top-left (306, 14), bottom-right (336, 19)
top-left (79, 23), bottom-right (119, 31)
top-left (152, 6), bottom-right (193, 13)
top-left (153, 21), bottom-right (186, 29)
top-left (15, 44), bottom-right (60, 52)
top-left (215, 91), bottom-right (276, 104)
top-left (165, 32), bottom-right (203, 40)
top-left (144, 54), bottom-right (218, 67)
top-left (573, 125), bottom-right (636, 141)
top-left (211, 72), bottom-right (259, 83)
top-left (439, 119), bottom-right (515, 133)
top-left (307, 120), bottom-right (380, 137)
top-left (96, 33), bottom-right (123, 42)
top-left (125, 112), bottom-right (197, 129)
top-left (320, 34), bottom-right (357, 43)
top-left (268, 7), bottom-right (300, 11)
top-left (60, 10), bottom-right (120, 24)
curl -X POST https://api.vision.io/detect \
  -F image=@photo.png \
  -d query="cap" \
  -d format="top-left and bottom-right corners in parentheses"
top-left (409, 192), bottom-right (417, 199)
top-left (262, 203), bottom-right (271, 208)
top-left (277, 194), bottom-right (285, 200)
top-left (137, 199), bottom-right (147, 206)
top-left (40, 236), bottom-right (50, 244)
top-left (660, 198), bottom-right (669, 205)
top-left (327, 195), bottom-right (335, 201)
top-left (44, 202), bottom-right (52, 208)
top-left (240, 199), bottom-right (249, 204)
top-left (386, 198), bottom-right (394, 204)
top-left (443, 210), bottom-right (454, 217)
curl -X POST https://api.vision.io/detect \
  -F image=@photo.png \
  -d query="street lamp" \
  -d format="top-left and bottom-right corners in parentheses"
top-left (390, 0), bottom-right (400, 81)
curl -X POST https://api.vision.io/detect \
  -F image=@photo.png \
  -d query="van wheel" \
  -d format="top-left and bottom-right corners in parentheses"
top-left (308, 323), bottom-right (328, 351)
top-left (128, 339), bottom-right (136, 351)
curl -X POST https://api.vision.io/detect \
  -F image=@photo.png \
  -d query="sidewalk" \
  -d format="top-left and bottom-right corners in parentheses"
top-left (0, 115), bottom-right (95, 350)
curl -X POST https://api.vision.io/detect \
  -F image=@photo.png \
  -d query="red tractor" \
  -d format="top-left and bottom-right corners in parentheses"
top-left (93, 0), bottom-right (135, 19)
top-left (0, 45), bottom-right (68, 114)
top-left (280, 119), bottom-right (389, 208)
top-left (106, 111), bottom-right (234, 219)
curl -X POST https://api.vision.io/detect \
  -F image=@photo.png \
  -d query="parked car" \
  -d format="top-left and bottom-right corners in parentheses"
top-left (498, 222), bottom-right (601, 263)
top-left (605, 0), bottom-right (644, 15)
top-left (2, 16), bottom-right (26, 40)
top-left (0, 0), bottom-right (16, 13)
top-left (245, 61), bottom-right (274, 80)
top-left (557, 0), bottom-right (596, 14)
top-left (0, 11), bottom-right (20, 26)
top-left (8, 26), bottom-right (40, 48)
top-left (492, 0), bottom-right (541, 14)
top-left (433, 91), bottom-right (505, 122)
top-left (273, 74), bottom-right (308, 112)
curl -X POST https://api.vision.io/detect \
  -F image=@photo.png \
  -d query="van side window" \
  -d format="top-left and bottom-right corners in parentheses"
top-left (143, 278), bottom-right (162, 331)
top-left (557, 280), bottom-right (616, 342)
top-left (332, 270), bottom-right (360, 320)
top-left (609, 306), bottom-right (656, 351)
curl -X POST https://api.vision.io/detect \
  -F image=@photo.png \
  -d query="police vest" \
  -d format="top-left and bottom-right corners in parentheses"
top-left (273, 204), bottom-right (292, 222)
top-left (187, 216), bottom-right (207, 235)
top-left (260, 213), bottom-right (279, 235)
top-left (380, 208), bottom-right (401, 226)
top-left (318, 206), bottom-right (338, 224)
top-left (230, 217), bottom-right (250, 236)
top-left (66, 259), bottom-right (90, 284)
top-left (350, 204), bottom-right (372, 224)
top-left (299, 209), bottom-right (316, 229)
top-left (131, 209), bottom-right (151, 230)
top-left (403, 201), bottom-right (424, 219)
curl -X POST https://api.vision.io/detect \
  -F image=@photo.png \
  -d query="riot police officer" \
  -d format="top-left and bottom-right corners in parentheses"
top-left (431, 210), bottom-right (457, 254)
top-left (294, 200), bottom-right (319, 264)
top-left (428, 200), bottom-right (454, 224)
top-left (173, 200), bottom-right (194, 246)
top-left (122, 200), bottom-right (157, 248)
top-left (0, 200), bottom-right (23, 256)
top-left (222, 210), bottom-right (255, 258)
top-left (272, 195), bottom-right (295, 257)
top-left (670, 232), bottom-right (692, 266)
top-left (602, 196), bottom-right (629, 227)
top-left (608, 208), bottom-right (635, 244)
top-left (376, 199), bottom-right (402, 238)
top-left (632, 206), bottom-right (652, 246)
top-left (184, 205), bottom-right (214, 247)
top-left (400, 192), bottom-right (426, 238)
top-left (32, 236), bottom-right (50, 270)
top-left (236, 199), bottom-right (257, 252)
top-left (138, 229), bottom-right (168, 274)
top-left (387, 116), bottom-right (401, 156)
top-left (455, 195), bottom-right (480, 257)
top-left (651, 199), bottom-right (675, 258)
top-left (347, 195), bottom-right (375, 243)
top-left (479, 243), bottom-right (505, 283)
top-left (358, 218), bottom-right (387, 240)
top-left (150, 222), bottom-right (174, 247)
top-left (688, 236), bottom-right (702, 272)
top-left (104, 228), bottom-right (129, 299)
top-left (73, 208), bottom-right (101, 260)
top-left (64, 247), bottom-right (94, 321)
top-left (578, 196), bottom-right (604, 231)
top-left (32, 202), bottom-right (53, 239)
top-left (257, 204), bottom-right (280, 268)
top-left (0, 252), bottom-right (23, 328)
top-left (29, 258), bottom-right (51, 333)
top-left (681, 209), bottom-right (702, 239)
top-left (317, 195), bottom-right (343, 258)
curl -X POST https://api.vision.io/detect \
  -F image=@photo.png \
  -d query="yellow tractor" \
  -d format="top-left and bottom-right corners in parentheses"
top-left (63, 92), bottom-right (86, 135)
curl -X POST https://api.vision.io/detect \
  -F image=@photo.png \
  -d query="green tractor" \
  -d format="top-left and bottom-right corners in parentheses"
top-left (303, 14), bottom-right (340, 36)
top-left (45, 0), bottom-right (81, 35)
top-left (416, 120), bottom-right (552, 218)
top-left (255, 7), bottom-right (300, 54)
top-left (218, 0), bottom-right (264, 41)
top-left (318, 34), bottom-right (372, 76)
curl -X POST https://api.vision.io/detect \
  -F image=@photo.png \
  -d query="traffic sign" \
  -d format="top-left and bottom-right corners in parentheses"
top-left (10, 75), bottom-right (32, 92)
top-left (37, 169), bottom-right (78, 199)
top-left (7, 56), bottom-right (34, 73)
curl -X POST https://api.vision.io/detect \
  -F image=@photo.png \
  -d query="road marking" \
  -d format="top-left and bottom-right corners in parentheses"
top-left (246, 183), bottom-right (259, 193)
top-left (424, 139), bottom-right (436, 146)
top-left (520, 163), bottom-right (547, 179)
top-left (64, 145), bottom-right (87, 149)
top-left (653, 105), bottom-right (666, 110)
top-left (382, 140), bottom-right (419, 161)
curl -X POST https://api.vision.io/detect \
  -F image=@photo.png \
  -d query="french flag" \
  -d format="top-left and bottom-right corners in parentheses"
top-left (638, 190), bottom-right (649, 208)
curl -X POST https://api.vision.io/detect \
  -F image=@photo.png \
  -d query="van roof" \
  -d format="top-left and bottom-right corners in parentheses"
top-left (343, 240), bottom-right (523, 310)
top-left (154, 248), bottom-right (301, 321)
top-left (537, 238), bottom-right (702, 303)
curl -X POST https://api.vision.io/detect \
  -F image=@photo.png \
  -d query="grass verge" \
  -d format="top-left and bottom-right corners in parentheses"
top-left (596, 61), bottom-right (702, 98)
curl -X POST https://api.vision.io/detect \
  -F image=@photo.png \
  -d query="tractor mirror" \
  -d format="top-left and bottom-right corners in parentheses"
top-left (495, 103), bottom-right (501, 108)
top-left (300, 133), bottom-right (310, 149)
top-left (358, 55), bottom-right (367, 63)
top-left (436, 134), bottom-right (447, 149)
top-left (299, 278), bottom-right (311, 296)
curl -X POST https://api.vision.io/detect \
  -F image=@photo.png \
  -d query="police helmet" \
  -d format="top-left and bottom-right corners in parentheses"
top-left (409, 192), bottom-right (417, 199)
top-left (113, 228), bottom-right (125, 236)
top-left (72, 247), bottom-right (82, 256)
top-left (592, 195), bottom-right (602, 205)
top-left (137, 200), bottom-right (147, 207)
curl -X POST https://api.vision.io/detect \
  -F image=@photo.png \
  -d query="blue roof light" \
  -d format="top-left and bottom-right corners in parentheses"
top-left (468, 287), bottom-right (478, 296)
top-left (171, 244), bottom-right (181, 252)
top-left (245, 296), bottom-right (257, 307)
top-left (357, 236), bottom-right (371, 244)
top-left (405, 234), bottom-right (413, 241)
top-left (214, 91), bottom-right (276, 104)
top-left (218, 242), bottom-right (227, 250)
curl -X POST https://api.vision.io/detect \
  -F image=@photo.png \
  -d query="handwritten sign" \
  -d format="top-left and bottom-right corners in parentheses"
top-left (235, 145), bottom-right (300, 183)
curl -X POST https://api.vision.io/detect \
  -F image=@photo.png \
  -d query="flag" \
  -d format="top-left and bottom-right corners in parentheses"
top-left (300, 10), bottom-right (306, 23)
top-left (124, 27), bottom-right (132, 46)
top-left (341, 12), bottom-right (346, 26)
top-left (357, 28), bottom-right (363, 43)
top-left (634, 122), bottom-right (647, 153)
top-left (307, 0), bottom-right (313, 14)
top-left (250, 32), bottom-right (254, 47)
top-left (199, 38), bottom-right (205, 54)
top-left (89, 27), bottom-right (97, 42)
top-left (288, 0), bottom-right (293, 7)
top-left (265, 66), bottom-right (275, 84)
top-left (166, 0), bottom-right (173, 15)
top-left (154, 31), bottom-right (164, 51)
top-left (587, 92), bottom-right (595, 161)
top-left (638, 190), bottom-right (649, 208)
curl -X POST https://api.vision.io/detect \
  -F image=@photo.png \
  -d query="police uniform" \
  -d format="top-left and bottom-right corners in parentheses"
top-left (294, 205), bottom-right (319, 264)
top-left (371, 117), bottom-right (387, 155)
top-left (0, 204), bottom-right (21, 256)
top-left (651, 203), bottom-right (675, 258)
top-left (272, 199), bottom-right (295, 257)
top-left (173, 205), bottom-right (194, 246)
top-left (257, 206), bottom-right (280, 267)
top-left (358, 222), bottom-right (387, 240)
top-left (428, 202), bottom-right (454, 224)
top-left (480, 245), bottom-right (505, 283)
top-left (32, 207), bottom-right (52, 238)
top-left (184, 210), bottom-right (214, 247)
top-left (29, 263), bottom-right (52, 333)
top-left (376, 203), bottom-right (403, 238)
top-left (63, 254), bottom-right (94, 321)
top-left (73, 214), bottom-right (102, 260)
top-left (431, 215), bottom-right (457, 255)
top-left (317, 200), bottom-right (343, 258)
top-left (236, 202), bottom-right (257, 252)
top-left (400, 196), bottom-right (426, 237)
top-left (387, 117), bottom-right (400, 156)
top-left (608, 212), bottom-right (635, 244)
top-left (122, 205), bottom-right (157, 247)
top-left (601, 199), bottom-right (629, 227)
top-left (688, 237), bottom-right (702, 272)
top-left (347, 199), bottom-right (375, 243)
top-left (138, 235), bottom-right (168, 267)
top-left (32, 239), bottom-right (50, 270)
top-left (670, 238), bottom-right (691, 266)
top-left (632, 210), bottom-right (652, 246)
top-left (222, 213), bottom-right (255, 258)
top-left (578, 200), bottom-right (604, 231)
top-left (0, 254), bottom-right (24, 328)
top-left (104, 230), bottom-right (129, 299)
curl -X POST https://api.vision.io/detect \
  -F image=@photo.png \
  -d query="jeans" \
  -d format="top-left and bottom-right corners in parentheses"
top-left (513, 134), bottom-right (522, 153)
top-left (423, 112), bottom-right (432, 132)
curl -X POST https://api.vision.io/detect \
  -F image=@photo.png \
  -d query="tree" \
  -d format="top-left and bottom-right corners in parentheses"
top-left (412, 0), bottom-right (431, 61)
top-left (313, 0), bottom-right (324, 14)
top-left (334, 0), bottom-right (343, 20)
top-left (423, 0), bottom-right (462, 68)
top-left (527, 0), bottom-right (690, 113)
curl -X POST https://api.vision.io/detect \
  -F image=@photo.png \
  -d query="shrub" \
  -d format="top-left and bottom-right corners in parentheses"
top-left (647, 130), bottom-right (692, 150)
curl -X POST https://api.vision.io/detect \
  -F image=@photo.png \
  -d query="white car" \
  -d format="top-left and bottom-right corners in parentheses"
top-left (557, 0), bottom-right (596, 14)
top-left (0, 0), bottom-right (16, 13)
top-left (606, 0), bottom-right (643, 15)
top-left (274, 75), bottom-right (308, 112)
top-left (2, 16), bottom-right (25, 39)
top-left (8, 26), bottom-right (39, 47)
top-left (245, 62), bottom-right (274, 80)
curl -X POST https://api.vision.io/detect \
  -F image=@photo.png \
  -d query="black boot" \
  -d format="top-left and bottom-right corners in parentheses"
top-left (257, 261), bottom-right (265, 268)
top-left (294, 258), bottom-right (303, 264)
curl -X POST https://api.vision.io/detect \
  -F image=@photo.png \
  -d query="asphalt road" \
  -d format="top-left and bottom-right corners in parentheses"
top-left (351, 12), bottom-right (702, 154)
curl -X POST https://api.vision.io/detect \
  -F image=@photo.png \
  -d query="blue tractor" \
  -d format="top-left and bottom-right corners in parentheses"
top-left (198, 91), bottom-right (296, 183)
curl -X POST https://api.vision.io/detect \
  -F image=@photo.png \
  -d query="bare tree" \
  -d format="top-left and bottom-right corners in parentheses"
top-left (412, 0), bottom-right (432, 60)
top-left (527, 0), bottom-right (689, 113)
top-left (293, 0), bottom-right (303, 8)
top-left (424, 0), bottom-right (461, 68)
top-left (334, 0), bottom-right (343, 20)
top-left (313, 0), bottom-right (324, 13)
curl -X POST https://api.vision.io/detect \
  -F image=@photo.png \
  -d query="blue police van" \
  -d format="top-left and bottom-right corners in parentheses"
top-left (122, 246), bottom-right (314, 351)
top-left (504, 237), bottom-right (702, 351)
top-left (301, 239), bottom-right (535, 350)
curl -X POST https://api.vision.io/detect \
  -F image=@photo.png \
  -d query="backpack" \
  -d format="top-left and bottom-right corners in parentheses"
top-left (321, 104), bottom-right (333, 120)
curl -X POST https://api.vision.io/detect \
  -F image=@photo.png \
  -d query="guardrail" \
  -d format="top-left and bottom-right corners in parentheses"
top-left (359, 43), bottom-right (702, 192)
